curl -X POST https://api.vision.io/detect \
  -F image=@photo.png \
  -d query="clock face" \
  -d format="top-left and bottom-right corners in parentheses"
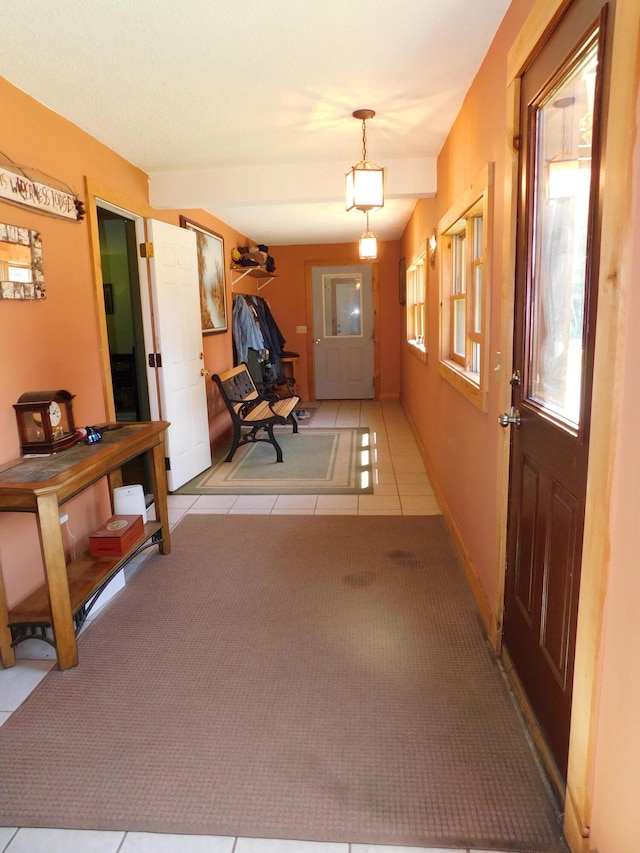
top-left (32, 401), bottom-right (63, 428)
top-left (49, 401), bottom-right (62, 427)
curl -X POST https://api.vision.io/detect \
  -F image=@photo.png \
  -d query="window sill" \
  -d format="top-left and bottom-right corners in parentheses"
top-left (407, 340), bottom-right (427, 363)
top-left (439, 359), bottom-right (487, 411)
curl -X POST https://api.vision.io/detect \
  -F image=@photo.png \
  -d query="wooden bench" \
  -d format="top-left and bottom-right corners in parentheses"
top-left (212, 363), bottom-right (301, 462)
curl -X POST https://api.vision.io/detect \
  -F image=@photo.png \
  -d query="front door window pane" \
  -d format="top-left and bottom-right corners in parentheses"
top-left (323, 274), bottom-right (363, 337)
top-left (529, 42), bottom-right (598, 428)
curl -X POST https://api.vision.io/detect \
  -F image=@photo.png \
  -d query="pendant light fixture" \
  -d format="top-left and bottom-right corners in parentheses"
top-left (358, 212), bottom-right (378, 260)
top-left (346, 109), bottom-right (384, 212)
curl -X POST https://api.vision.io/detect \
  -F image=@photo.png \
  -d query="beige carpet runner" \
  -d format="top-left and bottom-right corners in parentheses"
top-left (0, 515), bottom-right (565, 851)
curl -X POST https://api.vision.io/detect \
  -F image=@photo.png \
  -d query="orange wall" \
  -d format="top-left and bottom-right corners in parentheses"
top-left (0, 77), bottom-right (401, 610)
top-left (0, 79), bottom-right (250, 607)
top-left (0, 79), bottom-right (149, 607)
top-left (267, 240), bottom-right (402, 401)
top-left (400, 0), bottom-right (533, 611)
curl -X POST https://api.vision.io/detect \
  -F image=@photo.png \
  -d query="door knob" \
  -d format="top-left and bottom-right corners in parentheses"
top-left (200, 368), bottom-right (210, 377)
top-left (314, 338), bottom-right (321, 344)
top-left (498, 407), bottom-right (521, 428)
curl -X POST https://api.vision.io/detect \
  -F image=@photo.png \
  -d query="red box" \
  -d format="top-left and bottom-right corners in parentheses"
top-left (89, 514), bottom-right (145, 558)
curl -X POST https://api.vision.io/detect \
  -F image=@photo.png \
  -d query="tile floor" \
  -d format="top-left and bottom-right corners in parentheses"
top-left (165, 400), bottom-right (441, 519)
top-left (0, 401), bottom-right (525, 853)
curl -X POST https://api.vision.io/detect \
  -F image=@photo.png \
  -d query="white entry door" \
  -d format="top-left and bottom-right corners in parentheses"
top-left (312, 264), bottom-right (374, 399)
top-left (146, 219), bottom-right (212, 491)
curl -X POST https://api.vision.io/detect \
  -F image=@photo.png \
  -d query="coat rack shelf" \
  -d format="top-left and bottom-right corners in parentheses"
top-left (230, 265), bottom-right (276, 293)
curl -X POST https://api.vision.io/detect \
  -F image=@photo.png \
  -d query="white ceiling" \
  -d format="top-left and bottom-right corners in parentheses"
top-left (0, 0), bottom-right (510, 246)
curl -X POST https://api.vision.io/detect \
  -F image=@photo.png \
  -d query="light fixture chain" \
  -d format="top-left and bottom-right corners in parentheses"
top-left (361, 119), bottom-right (368, 161)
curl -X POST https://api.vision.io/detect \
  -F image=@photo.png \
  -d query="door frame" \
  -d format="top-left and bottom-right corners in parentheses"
top-left (304, 258), bottom-right (380, 401)
top-left (85, 178), bottom-right (159, 422)
top-left (496, 0), bottom-right (635, 849)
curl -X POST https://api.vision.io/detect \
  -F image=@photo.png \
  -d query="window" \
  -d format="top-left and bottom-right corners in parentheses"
top-left (447, 205), bottom-right (483, 373)
top-left (439, 164), bottom-right (493, 410)
top-left (406, 251), bottom-right (427, 358)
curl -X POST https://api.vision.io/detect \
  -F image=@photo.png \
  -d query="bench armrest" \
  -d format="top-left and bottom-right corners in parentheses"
top-left (238, 398), bottom-right (262, 418)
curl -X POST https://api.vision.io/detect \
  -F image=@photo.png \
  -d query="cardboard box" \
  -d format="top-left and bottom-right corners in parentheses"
top-left (89, 514), bottom-right (145, 558)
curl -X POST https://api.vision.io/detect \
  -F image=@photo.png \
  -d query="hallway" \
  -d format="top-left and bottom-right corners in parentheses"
top-left (0, 402), bottom-right (562, 853)
top-left (167, 400), bottom-right (441, 520)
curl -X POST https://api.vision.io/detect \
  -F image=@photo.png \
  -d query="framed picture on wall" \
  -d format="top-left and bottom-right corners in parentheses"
top-left (179, 216), bottom-right (228, 334)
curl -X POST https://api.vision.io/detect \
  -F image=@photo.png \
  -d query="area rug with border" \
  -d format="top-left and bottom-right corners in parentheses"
top-left (175, 426), bottom-right (373, 495)
top-left (0, 514), bottom-right (565, 851)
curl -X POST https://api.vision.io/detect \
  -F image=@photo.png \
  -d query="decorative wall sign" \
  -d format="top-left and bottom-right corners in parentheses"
top-left (0, 164), bottom-right (84, 221)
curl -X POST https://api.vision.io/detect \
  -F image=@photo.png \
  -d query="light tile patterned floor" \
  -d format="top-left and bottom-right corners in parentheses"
top-left (0, 826), bottom-right (517, 852)
top-left (164, 400), bottom-right (441, 521)
top-left (0, 401), bottom-right (525, 853)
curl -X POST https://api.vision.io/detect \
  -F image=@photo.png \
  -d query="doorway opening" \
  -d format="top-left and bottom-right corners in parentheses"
top-left (97, 206), bottom-right (152, 491)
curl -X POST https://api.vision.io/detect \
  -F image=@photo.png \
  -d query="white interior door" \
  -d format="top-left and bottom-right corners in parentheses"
top-left (312, 264), bottom-right (374, 399)
top-left (146, 219), bottom-right (211, 490)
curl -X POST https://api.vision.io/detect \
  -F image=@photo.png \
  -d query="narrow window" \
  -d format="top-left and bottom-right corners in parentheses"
top-left (406, 252), bottom-right (426, 359)
top-left (439, 164), bottom-right (493, 410)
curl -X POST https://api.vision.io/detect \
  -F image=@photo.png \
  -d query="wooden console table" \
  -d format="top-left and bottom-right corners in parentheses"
top-left (0, 421), bottom-right (171, 671)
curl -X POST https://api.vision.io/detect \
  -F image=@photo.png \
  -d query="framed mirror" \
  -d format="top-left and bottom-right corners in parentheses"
top-left (0, 223), bottom-right (45, 300)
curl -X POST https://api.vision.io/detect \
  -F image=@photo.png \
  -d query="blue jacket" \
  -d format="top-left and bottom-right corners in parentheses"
top-left (232, 294), bottom-right (265, 363)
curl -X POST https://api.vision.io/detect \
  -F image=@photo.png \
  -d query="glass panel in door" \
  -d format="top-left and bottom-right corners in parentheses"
top-left (529, 43), bottom-right (598, 429)
top-left (323, 274), bottom-right (363, 337)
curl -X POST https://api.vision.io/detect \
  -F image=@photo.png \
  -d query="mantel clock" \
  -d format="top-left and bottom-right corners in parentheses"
top-left (13, 390), bottom-right (78, 455)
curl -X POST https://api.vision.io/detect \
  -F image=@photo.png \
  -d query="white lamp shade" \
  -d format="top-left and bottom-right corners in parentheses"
top-left (346, 163), bottom-right (384, 212)
top-left (359, 232), bottom-right (377, 260)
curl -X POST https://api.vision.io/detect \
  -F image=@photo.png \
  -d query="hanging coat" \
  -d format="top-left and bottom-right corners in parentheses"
top-left (232, 294), bottom-right (264, 363)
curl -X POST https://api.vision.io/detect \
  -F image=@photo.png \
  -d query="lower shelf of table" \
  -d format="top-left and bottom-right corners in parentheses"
top-left (8, 521), bottom-right (163, 642)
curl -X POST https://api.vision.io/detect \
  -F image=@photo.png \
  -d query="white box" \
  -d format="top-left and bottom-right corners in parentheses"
top-left (113, 484), bottom-right (147, 523)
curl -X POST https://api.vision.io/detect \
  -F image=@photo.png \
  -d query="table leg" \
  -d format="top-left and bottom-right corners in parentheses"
top-left (36, 493), bottom-right (78, 670)
top-left (0, 564), bottom-right (16, 668)
top-left (150, 434), bottom-right (171, 555)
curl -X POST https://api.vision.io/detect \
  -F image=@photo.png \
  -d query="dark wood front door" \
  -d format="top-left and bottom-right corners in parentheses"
top-left (503, 0), bottom-right (613, 779)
